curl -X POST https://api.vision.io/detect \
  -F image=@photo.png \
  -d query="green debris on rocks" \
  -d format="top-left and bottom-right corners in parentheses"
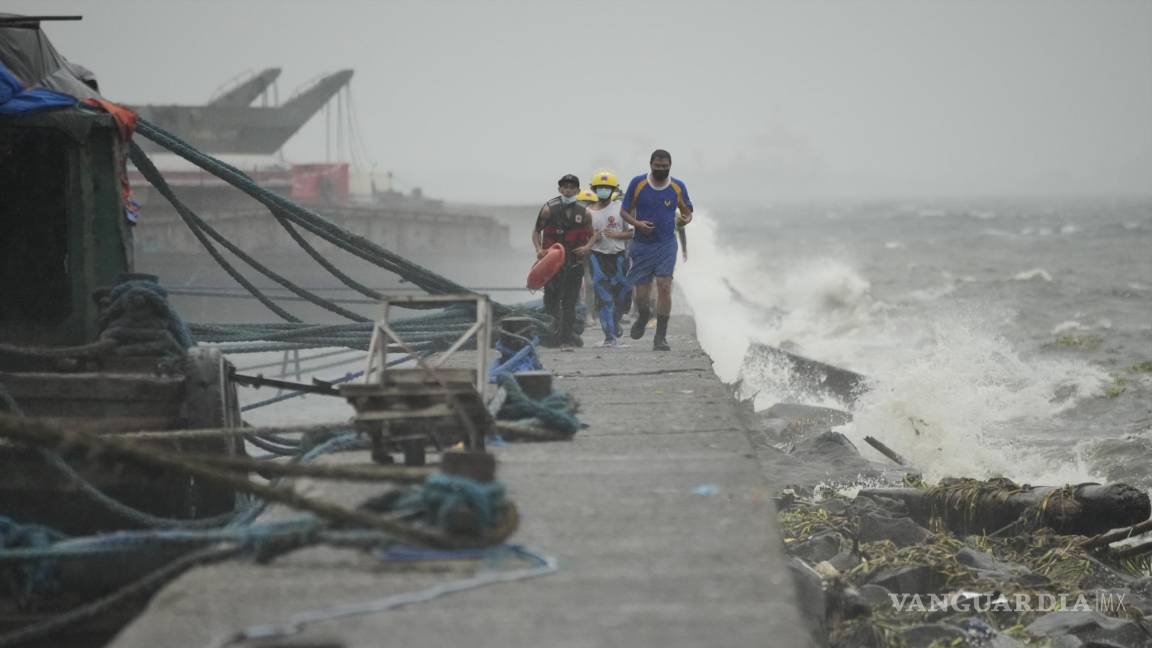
top-left (1126, 361), bottom-right (1152, 374)
top-left (1105, 376), bottom-right (1129, 398)
top-left (778, 479), bottom-right (1152, 647)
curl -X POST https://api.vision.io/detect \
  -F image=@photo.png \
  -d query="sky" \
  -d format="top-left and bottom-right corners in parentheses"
top-left (8, 0), bottom-right (1152, 205)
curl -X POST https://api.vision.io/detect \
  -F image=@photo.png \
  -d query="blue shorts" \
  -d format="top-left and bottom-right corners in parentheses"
top-left (626, 240), bottom-right (677, 286)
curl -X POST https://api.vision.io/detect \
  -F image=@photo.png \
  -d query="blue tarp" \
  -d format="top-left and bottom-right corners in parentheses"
top-left (0, 60), bottom-right (76, 115)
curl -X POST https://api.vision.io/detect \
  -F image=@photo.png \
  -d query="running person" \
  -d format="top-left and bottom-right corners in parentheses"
top-left (586, 169), bottom-right (632, 346)
top-left (532, 174), bottom-right (594, 349)
top-left (620, 149), bottom-right (693, 351)
top-left (577, 186), bottom-right (600, 326)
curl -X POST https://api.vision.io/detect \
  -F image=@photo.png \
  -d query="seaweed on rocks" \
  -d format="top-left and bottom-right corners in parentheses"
top-left (778, 483), bottom-right (1152, 648)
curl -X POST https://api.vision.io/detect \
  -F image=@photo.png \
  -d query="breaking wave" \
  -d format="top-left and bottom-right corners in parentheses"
top-left (679, 212), bottom-right (1107, 483)
top-left (1013, 268), bottom-right (1053, 282)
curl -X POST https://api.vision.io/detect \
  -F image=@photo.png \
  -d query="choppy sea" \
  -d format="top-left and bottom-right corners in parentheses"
top-left (679, 198), bottom-right (1152, 487)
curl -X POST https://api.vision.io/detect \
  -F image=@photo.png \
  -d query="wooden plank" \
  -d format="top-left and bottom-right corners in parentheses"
top-left (353, 404), bottom-right (454, 421)
top-left (340, 381), bottom-right (477, 394)
top-left (384, 368), bottom-right (476, 386)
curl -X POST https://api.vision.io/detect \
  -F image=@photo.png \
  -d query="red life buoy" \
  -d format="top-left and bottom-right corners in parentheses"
top-left (526, 243), bottom-right (566, 290)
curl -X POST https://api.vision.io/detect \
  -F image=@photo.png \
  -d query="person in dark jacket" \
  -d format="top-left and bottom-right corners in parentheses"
top-left (533, 173), bottom-right (594, 349)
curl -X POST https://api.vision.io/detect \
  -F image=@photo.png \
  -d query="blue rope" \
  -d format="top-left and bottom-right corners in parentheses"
top-left (106, 280), bottom-right (194, 349)
top-left (214, 545), bottom-right (557, 645)
top-left (0, 517), bottom-right (67, 595)
top-left (372, 543), bottom-right (532, 567)
top-left (486, 338), bottom-right (542, 383)
top-left (0, 518), bottom-right (321, 563)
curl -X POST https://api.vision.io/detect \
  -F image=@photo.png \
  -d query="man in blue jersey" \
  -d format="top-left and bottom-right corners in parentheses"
top-left (620, 149), bottom-right (693, 351)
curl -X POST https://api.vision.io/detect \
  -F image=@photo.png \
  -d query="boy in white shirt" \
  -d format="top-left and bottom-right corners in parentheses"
top-left (585, 170), bottom-right (633, 346)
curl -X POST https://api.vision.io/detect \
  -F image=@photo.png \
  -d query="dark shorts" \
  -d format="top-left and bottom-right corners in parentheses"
top-left (626, 241), bottom-right (677, 286)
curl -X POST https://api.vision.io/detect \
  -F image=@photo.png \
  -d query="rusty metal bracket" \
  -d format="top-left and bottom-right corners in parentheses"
top-left (229, 370), bottom-right (341, 396)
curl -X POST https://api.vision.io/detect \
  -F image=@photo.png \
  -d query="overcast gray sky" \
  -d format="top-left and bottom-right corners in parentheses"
top-left (11, 0), bottom-right (1152, 205)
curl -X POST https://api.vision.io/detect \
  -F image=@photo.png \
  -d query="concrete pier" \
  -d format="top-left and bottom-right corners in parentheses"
top-left (108, 316), bottom-right (811, 648)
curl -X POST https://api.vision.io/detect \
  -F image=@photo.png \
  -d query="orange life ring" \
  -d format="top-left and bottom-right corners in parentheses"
top-left (526, 243), bottom-right (566, 290)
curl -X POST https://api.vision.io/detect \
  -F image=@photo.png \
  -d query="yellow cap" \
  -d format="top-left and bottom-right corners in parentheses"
top-left (577, 187), bottom-right (598, 203)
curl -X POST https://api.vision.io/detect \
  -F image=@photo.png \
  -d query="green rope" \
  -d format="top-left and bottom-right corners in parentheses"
top-left (383, 474), bottom-right (507, 534)
top-left (131, 143), bottom-right (370, 323)
top-left (129, 144), bottom-right (300, 322)
top-left (136, 119), bottom-right (496, 310)
top-left (495, 374), bottom-right (581, 436)
top-left (270, 212), bottom-right (385, 301)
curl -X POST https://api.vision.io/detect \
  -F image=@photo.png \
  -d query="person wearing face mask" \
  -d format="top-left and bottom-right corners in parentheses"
top-left (620, 149), bottom-right (694, 351)
top-left (585, 169), bottom-right (633, 346)
top-left (533, 174), bottom-right (594, 349)
top-left (577, 186), bottom-right (600, 327)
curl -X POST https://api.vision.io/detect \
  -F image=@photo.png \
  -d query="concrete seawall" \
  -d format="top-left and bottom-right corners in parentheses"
top-left (108, 316), bottom-right (811, 648)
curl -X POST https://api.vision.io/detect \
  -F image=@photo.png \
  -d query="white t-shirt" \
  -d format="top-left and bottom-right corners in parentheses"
top-left (589, 201), bottom-right (629, 254)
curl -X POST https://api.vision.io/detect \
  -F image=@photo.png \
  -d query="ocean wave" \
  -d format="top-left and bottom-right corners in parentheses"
top-left (979, 228), bottom-right (1017, 239)
top-left (1051, 320), bottom-right (1087, 335)
top-left (908, 282), bottom-right (957, 302)
top-left (681, 211), bottom-right (1108, 484)
top-left (1013, 268), bottom-right (1053, 282)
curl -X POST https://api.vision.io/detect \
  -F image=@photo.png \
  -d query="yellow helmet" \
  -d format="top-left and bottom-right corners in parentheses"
top-left (577, 187), bottom-right (598, 203)
top-left (589, 169), bottom-right (620, 189)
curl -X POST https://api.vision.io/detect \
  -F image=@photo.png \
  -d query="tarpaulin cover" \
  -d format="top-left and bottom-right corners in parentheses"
top-left (0, 60), bottom-right (76, 114)
top-left (0, 14), bottom-right (101, 100)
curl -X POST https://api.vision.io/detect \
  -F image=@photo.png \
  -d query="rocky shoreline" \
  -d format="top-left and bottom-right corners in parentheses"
top-left (736, 399), bottom-right (1152, 647)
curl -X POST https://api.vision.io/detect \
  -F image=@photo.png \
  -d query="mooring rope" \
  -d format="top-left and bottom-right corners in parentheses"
top-left (135, 119), bottom-right (484, 304)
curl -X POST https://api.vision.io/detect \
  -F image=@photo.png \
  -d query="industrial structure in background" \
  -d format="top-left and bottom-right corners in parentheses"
top-left (127, 67), bottom-right (509, 265)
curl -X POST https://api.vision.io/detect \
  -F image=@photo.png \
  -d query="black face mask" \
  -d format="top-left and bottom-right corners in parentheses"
top-left (651, 169), bottom-right (669, 181)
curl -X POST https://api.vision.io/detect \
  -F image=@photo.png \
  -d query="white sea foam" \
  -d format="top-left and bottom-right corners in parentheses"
top-left (1013, 268), bottom-right (1053, 282)
top-left (979, 228), bottom-right (1017, 238)
top-left (680, 211), bottom-right (1108, 484)
top-left (1051, 320), bottom-right (1087, 335)
top-left (908, 280), bottom-right (957, 302)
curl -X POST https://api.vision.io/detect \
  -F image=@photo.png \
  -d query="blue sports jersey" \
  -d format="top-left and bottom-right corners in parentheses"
top-left (621, 174), bottom-right (693, 246)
